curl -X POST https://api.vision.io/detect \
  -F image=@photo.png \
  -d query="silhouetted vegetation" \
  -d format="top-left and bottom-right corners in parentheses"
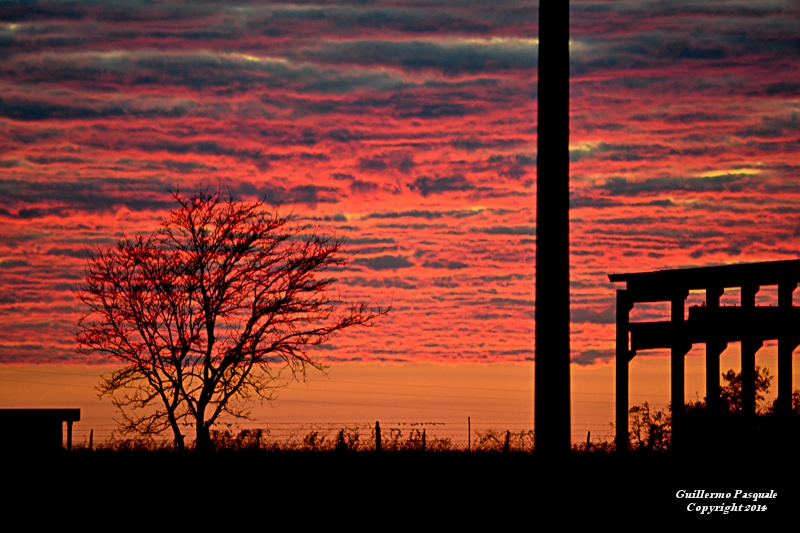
top-left (629, 401), bottom-right (671, 452)
top-left (472, 429), bottom-right (534, 452)
top-left (77, 190), bottom-right (386, 451)
top-left (625, 366), bottom-right (800, 452)
top-left (717, 366), bottom-right (774, 414)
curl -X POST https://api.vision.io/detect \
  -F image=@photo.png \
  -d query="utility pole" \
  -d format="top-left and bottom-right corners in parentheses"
top-left (534, 1), bottom-right (571, 452)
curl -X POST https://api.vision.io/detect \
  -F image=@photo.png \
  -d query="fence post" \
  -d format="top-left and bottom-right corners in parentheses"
top-left (503, 430), bottom-right (510, 453)
top-left (586, 431), bottom-right (591, 453)
top-left (89, 429), bottom-right (93, 451)
top-left (422, 429), bottom-right (426, 452)
top-left (467, 417), bottom-right (471, 452)
top-left (375, 421), bottom-right (381, 452)
top-left (336, 428), bottom-right (346, 451)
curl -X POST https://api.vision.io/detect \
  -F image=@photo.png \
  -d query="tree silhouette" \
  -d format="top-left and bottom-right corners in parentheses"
top-left (719, 366), bottom-right (772, 414)
top-left (629, 366), bottom-right (792, 450)
top-left (628, 402), bottom-right (671, 451)
top-left (77, 190), bottom-right (386, 450)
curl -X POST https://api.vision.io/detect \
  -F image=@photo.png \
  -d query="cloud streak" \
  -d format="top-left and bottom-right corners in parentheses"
top-left (1, 0), bottom-right (798, 367)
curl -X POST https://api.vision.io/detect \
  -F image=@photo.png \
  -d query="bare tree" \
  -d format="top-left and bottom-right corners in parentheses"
top-left (77, 191), bottom-right (385, 450)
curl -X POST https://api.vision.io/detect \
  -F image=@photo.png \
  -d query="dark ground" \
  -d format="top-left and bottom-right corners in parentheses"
top-left (5, 449), bottom-right (795, 524)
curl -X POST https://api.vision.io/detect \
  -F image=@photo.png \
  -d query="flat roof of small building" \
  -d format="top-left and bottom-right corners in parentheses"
top-left (0, 408), bottom-right (80, 422)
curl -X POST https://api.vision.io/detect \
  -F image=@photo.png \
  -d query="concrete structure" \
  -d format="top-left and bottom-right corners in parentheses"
top-left (534, 0), bottom-right (570, 453)
top-left (609, 259), bottom-right (800, 451)
top-left (0, 408), bottom-right (80, 452)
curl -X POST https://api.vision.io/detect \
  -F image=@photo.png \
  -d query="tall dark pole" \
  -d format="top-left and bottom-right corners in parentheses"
top-left (534, 1), bottom-right (571, 452)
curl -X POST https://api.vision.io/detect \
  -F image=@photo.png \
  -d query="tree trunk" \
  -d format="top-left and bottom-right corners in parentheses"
top-left (173, 432), bottom-right (186, 451)
top-left (195, 417), bottom-right (211, 451)
top-left (170, 420), bottom-right (185, 451)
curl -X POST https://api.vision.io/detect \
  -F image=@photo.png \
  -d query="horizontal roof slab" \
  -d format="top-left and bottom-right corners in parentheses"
top-left (609, 259), bottom-right (800, 293)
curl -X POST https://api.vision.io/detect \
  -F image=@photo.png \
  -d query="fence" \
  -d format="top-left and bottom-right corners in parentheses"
top-left (63, 420), bottom-right (540, 452)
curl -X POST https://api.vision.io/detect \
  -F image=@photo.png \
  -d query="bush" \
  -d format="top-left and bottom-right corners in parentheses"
top-left (628, 402), bottom-right (671, 451)
top-left (472, 429), bottom-right (534, 452)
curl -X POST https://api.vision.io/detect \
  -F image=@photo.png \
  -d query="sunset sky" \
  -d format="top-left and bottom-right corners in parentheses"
top-left (2, 1), bottom-right (800, 443)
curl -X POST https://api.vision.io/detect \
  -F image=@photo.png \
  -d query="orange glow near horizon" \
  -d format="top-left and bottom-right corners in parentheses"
top-left (3, 356), bottom-right (798, 447)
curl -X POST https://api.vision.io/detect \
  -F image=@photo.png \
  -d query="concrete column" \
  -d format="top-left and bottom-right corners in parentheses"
top-left (777, 282), bottom-right (797, 416)
top-left (615, 290), bottom-right (633, 453)
top-left (741, 284), bottom-right (760, 417)
top-left (533, 0), bottom-right (570, 453)
top-left (66, 420), bottom-right (73, 452)
top-left (705, 286), bottom-right (725, 415)
top-left (671, 291), bottom-right (690, 450)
